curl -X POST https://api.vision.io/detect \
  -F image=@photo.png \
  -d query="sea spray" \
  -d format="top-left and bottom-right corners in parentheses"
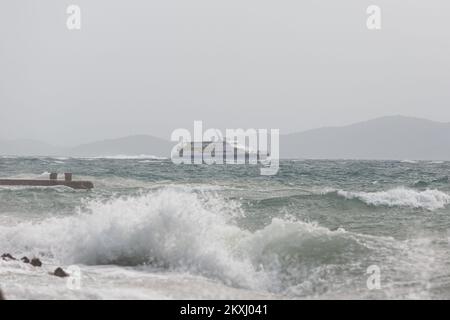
top-left (0, 188), bottom-right (377, 294)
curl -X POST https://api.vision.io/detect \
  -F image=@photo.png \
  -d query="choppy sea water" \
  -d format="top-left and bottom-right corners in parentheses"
top-left (1, 157), bottom-right (450, 299)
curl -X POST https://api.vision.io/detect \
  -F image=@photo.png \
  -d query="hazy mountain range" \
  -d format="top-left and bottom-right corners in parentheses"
top-left (281, 115), bottom-right (450, 160)
top-left (2, 116), bottom-right (450, 160)
top-left (0, 135), bottom-right (170, 158)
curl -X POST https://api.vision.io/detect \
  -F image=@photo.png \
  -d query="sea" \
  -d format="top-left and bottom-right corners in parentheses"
top-left (1, 156), bottom-right (450, 299)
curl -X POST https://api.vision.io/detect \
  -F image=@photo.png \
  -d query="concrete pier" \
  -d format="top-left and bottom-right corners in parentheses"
top-left (0, 173), bottom-right (93, 190)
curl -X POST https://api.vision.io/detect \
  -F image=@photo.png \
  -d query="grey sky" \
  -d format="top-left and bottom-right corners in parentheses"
top-left (1, 0), bottom-right (449, 146)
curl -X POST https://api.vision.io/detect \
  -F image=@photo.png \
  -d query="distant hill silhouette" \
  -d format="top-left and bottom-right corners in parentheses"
top-left (282, 115), bottom-right (450, 160)
top-left (2, 116), bottom-right (450, 160)
top-left (69, 135), bottom-right (171, 157)
top-left (0, 135), bottom-right (171, 157)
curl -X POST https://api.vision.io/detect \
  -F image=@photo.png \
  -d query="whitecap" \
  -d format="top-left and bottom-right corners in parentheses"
top-left (337, 187), bottom-right (450, 211)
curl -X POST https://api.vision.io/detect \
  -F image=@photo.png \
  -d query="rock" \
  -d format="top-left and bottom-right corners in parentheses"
top-left (30, 258), bottom-right (42, 267)
top-left (1, 253), bottom-right (16, 261)
top-left (21, 257), bottom-right (30, 263)
top-left (0, 289), bottom-right (4, 300)
top-left (53, 267), bottom-right (69, 278)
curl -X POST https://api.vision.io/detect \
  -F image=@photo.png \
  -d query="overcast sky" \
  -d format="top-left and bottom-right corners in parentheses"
top-left (1, 0), bottom-right (449, 146)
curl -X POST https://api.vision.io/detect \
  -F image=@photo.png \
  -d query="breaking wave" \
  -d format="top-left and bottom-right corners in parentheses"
top-left (401, 160), bottom-right (418, 164)
top-left (336, 187), bottom-right (450, 211)
top-left (0, 188), bottom-right (376, 294)
top-left (79, 155), bottom-right (167, 160)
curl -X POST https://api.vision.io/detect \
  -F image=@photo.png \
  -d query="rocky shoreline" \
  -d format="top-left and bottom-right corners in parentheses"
top-left (1, 253), bottom-right (72, 300)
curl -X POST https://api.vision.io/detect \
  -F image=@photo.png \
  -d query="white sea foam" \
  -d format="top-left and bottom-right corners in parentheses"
top-left (0, 188), bottom-right (361, 294)
top-left (337, 187), bottom-right (450, 210)
top-left (0, 261), bottom-right (276, 300)
top-left (401, 160), bottom-right (418, 164)
top-left (1, 172), bottom-right (52, 180)
top-left (1, 187), bottom-right (446, 299)
top-left (79, 155), bottom-right (167, 160)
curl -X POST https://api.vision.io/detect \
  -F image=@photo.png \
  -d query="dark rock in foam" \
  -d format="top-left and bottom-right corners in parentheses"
top-left (1, 253), bottom-right (16, 261)
top-left (30, 258), bottom-right (42, 267)
top-left (53, 267), bottom-right (70, 278)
